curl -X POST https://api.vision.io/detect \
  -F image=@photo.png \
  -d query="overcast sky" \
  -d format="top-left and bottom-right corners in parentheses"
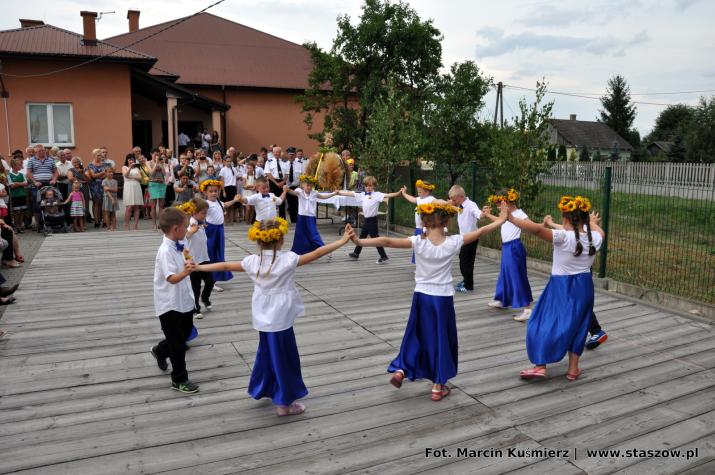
top-left (3, 0), bottom-right (713, 136)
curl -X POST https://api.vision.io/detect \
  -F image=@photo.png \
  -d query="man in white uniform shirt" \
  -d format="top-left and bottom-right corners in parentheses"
top-left (448, 185), bottom-right (482, 293)
top-left (283, 147), bottom-right (303, 223)
top-left (266, 146), bottom-right (288, 219)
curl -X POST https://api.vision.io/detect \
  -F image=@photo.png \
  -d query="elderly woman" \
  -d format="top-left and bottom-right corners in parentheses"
top-left (67, 157), bottom-right (92, 223)
top-left (87, 149), bottom-right (108, 228)
top-left (122, 154), bottom-right (144, 230)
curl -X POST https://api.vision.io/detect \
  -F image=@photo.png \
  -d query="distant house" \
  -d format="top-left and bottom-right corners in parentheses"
top-left (548, 114), bottom-right (633, 161)
top-left (0, 10), bottom-right (321, 161)
top-left (646, 141), bottom-right (674, 157)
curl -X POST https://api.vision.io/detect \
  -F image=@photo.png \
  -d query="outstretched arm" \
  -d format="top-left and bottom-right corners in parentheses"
top-left (350, 223), bottom-right (412, 249)
top-left (401, 189), bottom-right (417, 204)
top-left (589, 212), bottom-right (605, 239)
top-left (316, 191), bottom-right (338, 199)
top-left (543, 215), bottom-right (564, 230)
top-left (509, 213), bottom-right (553, 243)
top-left (337, 190), bottom-right (355, 197)
top-left (191, 261), bottom-right (245, 273)
top-left (278, 185), bottom-right (289, 203)
top-left (481, 205), bottom-right (499, 222)
top-left (384, 186), bottom-right (406, 199)
top-left (463, 204), bottom-right (508, 245)
top-left (286, 188), bottom-right (299, 196)
top-left (298, 227), bottom-right (355, 266)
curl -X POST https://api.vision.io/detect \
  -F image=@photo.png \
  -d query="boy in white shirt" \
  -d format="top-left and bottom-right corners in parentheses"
top-left (237, 176), bottom-right (288, 222)
top-left (150, 207), bottom-right (199, 394)
top-left (338, 176), bottom-right (404, 264)
top-left (448, 185), bottom-right (482, 293)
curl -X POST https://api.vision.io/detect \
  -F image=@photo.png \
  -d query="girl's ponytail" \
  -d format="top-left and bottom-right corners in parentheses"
top-left (585, 214), bottom-right (596, 256)
top-left (570, 214), bottom-right (583, 256)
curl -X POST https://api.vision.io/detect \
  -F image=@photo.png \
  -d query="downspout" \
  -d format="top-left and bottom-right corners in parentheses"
top-left (221, 85), bottom-right (227, 151)
top-left (0, 61), bottom-right (10, 155)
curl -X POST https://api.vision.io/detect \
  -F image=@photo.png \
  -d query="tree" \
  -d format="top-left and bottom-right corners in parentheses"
top-left (547, 146), bottom-right (557, 161)
top-left (685, 96), bottom-right (715, 163)
top-left (557, 144), bottom-right (567, 161)
top-left (600, 75), bottom-right (638, 147)
top-left (296, 0), bottom-right (443, 150)
top-left (667, 135), bottom-right (686, 162)
top-left (579, 145), bottom-right (590, 162)
top-left (484, 80), bottom-right (554, 203)
top-left (424, 61), bottom-right (491, 186)
top-left (646, 104), bottom-right (694, 143)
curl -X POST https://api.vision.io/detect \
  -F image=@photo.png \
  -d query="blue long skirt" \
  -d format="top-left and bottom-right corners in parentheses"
top-left (411, 228), bottom-right (423, 264)
top-left (248, 327), bottom-right (308, 406)
top-left (205, 223), bottom-right (233, 282)
top-left (290, 215), bottom-right (324, 255)
top-left (526, 272), bottom-right (594, 365)
top-left (388, 292), bottom-right (458, 385)
top-left (494, 239), bottom-right (533, 308)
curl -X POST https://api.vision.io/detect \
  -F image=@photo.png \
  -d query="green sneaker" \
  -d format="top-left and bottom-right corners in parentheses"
top-left (171, 380), bottom-right (199, 394)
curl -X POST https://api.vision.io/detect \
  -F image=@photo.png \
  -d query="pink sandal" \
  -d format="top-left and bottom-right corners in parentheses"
top-left (431, 386), bottom-right (451, 401)
top-left (519, 367), bottom-right (547, 379)
top-left (277, 402), bottom-right (305, 417)
top-left (390, 370), bottom-right (405, 389)
top-left (566, 369), bottom-right (582, 381)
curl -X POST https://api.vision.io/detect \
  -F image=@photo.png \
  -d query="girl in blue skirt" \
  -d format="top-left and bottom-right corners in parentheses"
top-left (401, 179), bottom-right (437, 263)
top-left (200, 180), bottom-right (241, 284)
top-left (350, 203), bottom-right (507, 401)
top-left (506, 196), bottom-right (604, 381)
top-left (482, 189), bottom-right (534, 321)
top-left (192, 218), bottom-right (355, 416)
top-left (287, 175), bottom-right (338, 255)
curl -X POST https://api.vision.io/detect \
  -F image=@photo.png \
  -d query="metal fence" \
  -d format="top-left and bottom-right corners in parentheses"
top-left (386, 162), bottom-right (715, 305)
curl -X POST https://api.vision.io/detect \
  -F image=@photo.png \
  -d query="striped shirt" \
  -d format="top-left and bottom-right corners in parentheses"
top-left (28, 157), bottom-right (56, 182)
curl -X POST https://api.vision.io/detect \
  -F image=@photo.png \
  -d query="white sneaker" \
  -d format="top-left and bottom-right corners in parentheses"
top-left (487, 300), bottom-right (506, 309)
top-left (195, 312), bottom-right (204, 319)
top-left (213, 285), bottom-right (224, 292)
top-left (513, 308), bottom-right (532, 322)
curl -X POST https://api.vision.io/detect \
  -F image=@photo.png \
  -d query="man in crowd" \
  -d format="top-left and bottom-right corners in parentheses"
top-left (26, 144), bottom-right (58, 230)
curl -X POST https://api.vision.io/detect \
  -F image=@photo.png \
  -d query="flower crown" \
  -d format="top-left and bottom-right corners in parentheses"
top-left (247, 217), bottom-right (290, 244)
top-left (299, 174), bottom-right (319, 185)
top-left (415, 179), bottom-right (436, 191)
top-left (415, 203), bottom-right (460, 216)
top-left (559, 195), bottom-right (592, 213)
top-left (176, 201), bottom-right (197, 216)
top-left (199, 179), bottom-right (222, 193)
top-left (487, 188), bottom-right (520, 204)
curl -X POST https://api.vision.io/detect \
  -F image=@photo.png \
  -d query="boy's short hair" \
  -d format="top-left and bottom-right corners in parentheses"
top-left (448, 185), bottom-right (465, 198)
top-left (159, 207), bottom-right (187, 233)
top-left (363, 176), bottom-right (378, 187)
top-left (10, 158), bottom-right (22, 167)
top-left (255, 176), bottom-right (269, 185)
top-left (191, 196), bottom-right (209, 212)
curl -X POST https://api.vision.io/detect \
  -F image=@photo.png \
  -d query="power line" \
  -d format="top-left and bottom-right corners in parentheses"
top-left (501, 84), bottom-right (683, 107)
top-left (0, 0), bottom-right (226, 79)
top-left (503, 84), bottom-right (715, 97)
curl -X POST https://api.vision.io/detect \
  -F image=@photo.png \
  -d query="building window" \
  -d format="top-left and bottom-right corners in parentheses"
top-left (26, 103), bottom-right (75, 147)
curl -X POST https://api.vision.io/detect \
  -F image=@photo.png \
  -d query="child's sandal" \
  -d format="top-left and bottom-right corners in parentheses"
top-left (276, 402), bottom-right (305, 417)
top-left (390, 370), bottom-right (405, 389)
top-left (431, 386), bottom-right (450, 402)
top-left (566, 369), bottom-right (582, 381)
top-left (519, 367), bottom-right (547, 379)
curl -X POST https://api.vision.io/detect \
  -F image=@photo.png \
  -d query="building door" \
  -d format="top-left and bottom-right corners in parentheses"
top-left (131, 120), bottom-right (152, 155)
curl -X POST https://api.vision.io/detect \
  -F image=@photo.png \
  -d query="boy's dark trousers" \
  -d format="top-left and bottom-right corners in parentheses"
top-left (352, 216), bottom-right (387, 259)
top-left (156, 310), bottom-right (194, 383)
top-left (589, 312), bottom-right (602, 335)
top-left (190, 261), bottom-right (215, 311)
top-left (459, 239), bottom-right (479, 290)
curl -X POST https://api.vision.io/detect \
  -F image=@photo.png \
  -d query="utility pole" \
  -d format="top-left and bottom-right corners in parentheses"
top-left (493, 81), bottom-right (504, 128)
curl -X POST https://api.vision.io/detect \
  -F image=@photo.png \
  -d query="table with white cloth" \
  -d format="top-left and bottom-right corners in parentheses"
top-left (316, 195), bottom-right (361, 232)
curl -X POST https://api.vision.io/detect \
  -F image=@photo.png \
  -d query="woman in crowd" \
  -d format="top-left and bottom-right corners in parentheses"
top-left (122, 154), bottom-right (144, 230)
top-left (87, 149), bottom-right (108, 228)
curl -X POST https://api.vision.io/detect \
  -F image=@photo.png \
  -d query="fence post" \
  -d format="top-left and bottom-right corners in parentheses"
top-left (598, 166), bottom-right (612, 278)
top-left (471, 161), bottom-right (477, 199)
top-left (409, 162), bottom-right (416, 196)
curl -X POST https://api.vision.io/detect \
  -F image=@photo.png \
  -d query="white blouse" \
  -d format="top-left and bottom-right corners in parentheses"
top-left (411, 234), bottom-right (464, 296)
top-left (187, 217), bottom-right (209, 264)
top-left (501, 209), bottom-right (528, 243)
top-left (241, 251), bottom-right (305, 332)
top-left (551, 229), bottom-right (603, 275)
top-left (206, 199), bottom-right (224, 225)
top-left (415, 195), bottom-right (436, 228)
top-left (295, 188), bottom-right (318, 217)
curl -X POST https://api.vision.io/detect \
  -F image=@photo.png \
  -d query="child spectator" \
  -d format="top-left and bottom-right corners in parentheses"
top-left (173, 174), bottom-right (194, 205)
top-left (179, 198), bottom-right (213, 319)
top-left (150, 207), bottom-right (198, 394)
top-left (102, 167), bottom-right (118, 231)
top-left (8, 159), bottom-right (27, 233)
top-left (64, 181), bottom-right (86, 232)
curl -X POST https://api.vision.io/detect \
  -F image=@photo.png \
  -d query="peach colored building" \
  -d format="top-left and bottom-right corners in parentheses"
top-left (0, 10), bottom-right (322, 162)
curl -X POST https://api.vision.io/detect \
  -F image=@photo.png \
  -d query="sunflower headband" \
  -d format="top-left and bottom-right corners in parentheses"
top-left (299, 174), bottom-right (319, 186)
top-left (559, 195), bottom-right (592, 213)
top-left (415, 179), bottom-right (436, 191)
top-left (199, 179), bottom-right (223, 193)
top-left (176, 201), bottom-right (197, 216)
top-left (247, 217), bottom-right (290, 244)
top-left (487, 188), bottom-right (520, 204)
top-left (415, 203), bottom-right (460, 216)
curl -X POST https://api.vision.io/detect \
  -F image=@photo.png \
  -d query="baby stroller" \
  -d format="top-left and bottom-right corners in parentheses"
top-left (39, 185), bottom-right (69, 235)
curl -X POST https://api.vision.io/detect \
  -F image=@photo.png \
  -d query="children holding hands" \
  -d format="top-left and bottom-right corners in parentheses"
top-left (287, 175), bottom-right (338, 254)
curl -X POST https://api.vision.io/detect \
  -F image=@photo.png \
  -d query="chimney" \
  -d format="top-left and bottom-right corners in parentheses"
top-left (127, 10), bottom-right (140, 33)
top-left (19, 19), bottom-right (45, 28)
top-left (80, 11), bottom-right (98, 46)
top-left (569, 114), bottom-right (577, 121)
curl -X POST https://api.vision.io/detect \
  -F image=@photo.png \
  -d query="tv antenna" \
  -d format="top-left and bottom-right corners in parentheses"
top-left (97, 11), bottom-right (115, 21)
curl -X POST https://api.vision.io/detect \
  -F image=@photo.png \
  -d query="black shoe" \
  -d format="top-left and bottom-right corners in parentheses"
top-left (348, 252), bottom-right (359, 259)
top-left (376, 257), bottom-right (389, 264)
top-left (86, 217), bottom-right (94, 223)
top-left (150, 346), bottom-right (168, 371)
top-left (172, 380), bottom-right (199, 394)
top-left (201, 299), bottom-right (212, 310)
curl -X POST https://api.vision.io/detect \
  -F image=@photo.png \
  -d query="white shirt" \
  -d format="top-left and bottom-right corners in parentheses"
top-left (353, 191), bottom-right (385, 218)
top-left (153, 237), bottom-right (195, 316)
top-left (502, 209), bottom-right (528, 243)
top-left (247, 193), bottom-right (283, 221)
top-left (255, 166), bottom-right (265, 178)
top-left (286, 159), bottom-right (303, 187)
top-left (411, 234), bottom-right (464, 296)
top-left (456, 198), bottom-right (481, 235)
top-left (219, 166), bottom-right (237, 187)
top-left (241, 251), bottom-right (304, 332)
top-left (201, 133), bottom-right (211, 148)
top-left (206, 199), bottom-right (224, 225)
top-left (415, 195), bottom-right (435, 228)
top-left (551, 229), bottom-right (603, 275)
top-left (187, 217), bottom-right (209, 264)
top-left (264, 158), bottom-right (279, 179)
top-left (295, 188), bottom-right (318, 217)
top-left (178, 133), bottom-right (190, 146)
